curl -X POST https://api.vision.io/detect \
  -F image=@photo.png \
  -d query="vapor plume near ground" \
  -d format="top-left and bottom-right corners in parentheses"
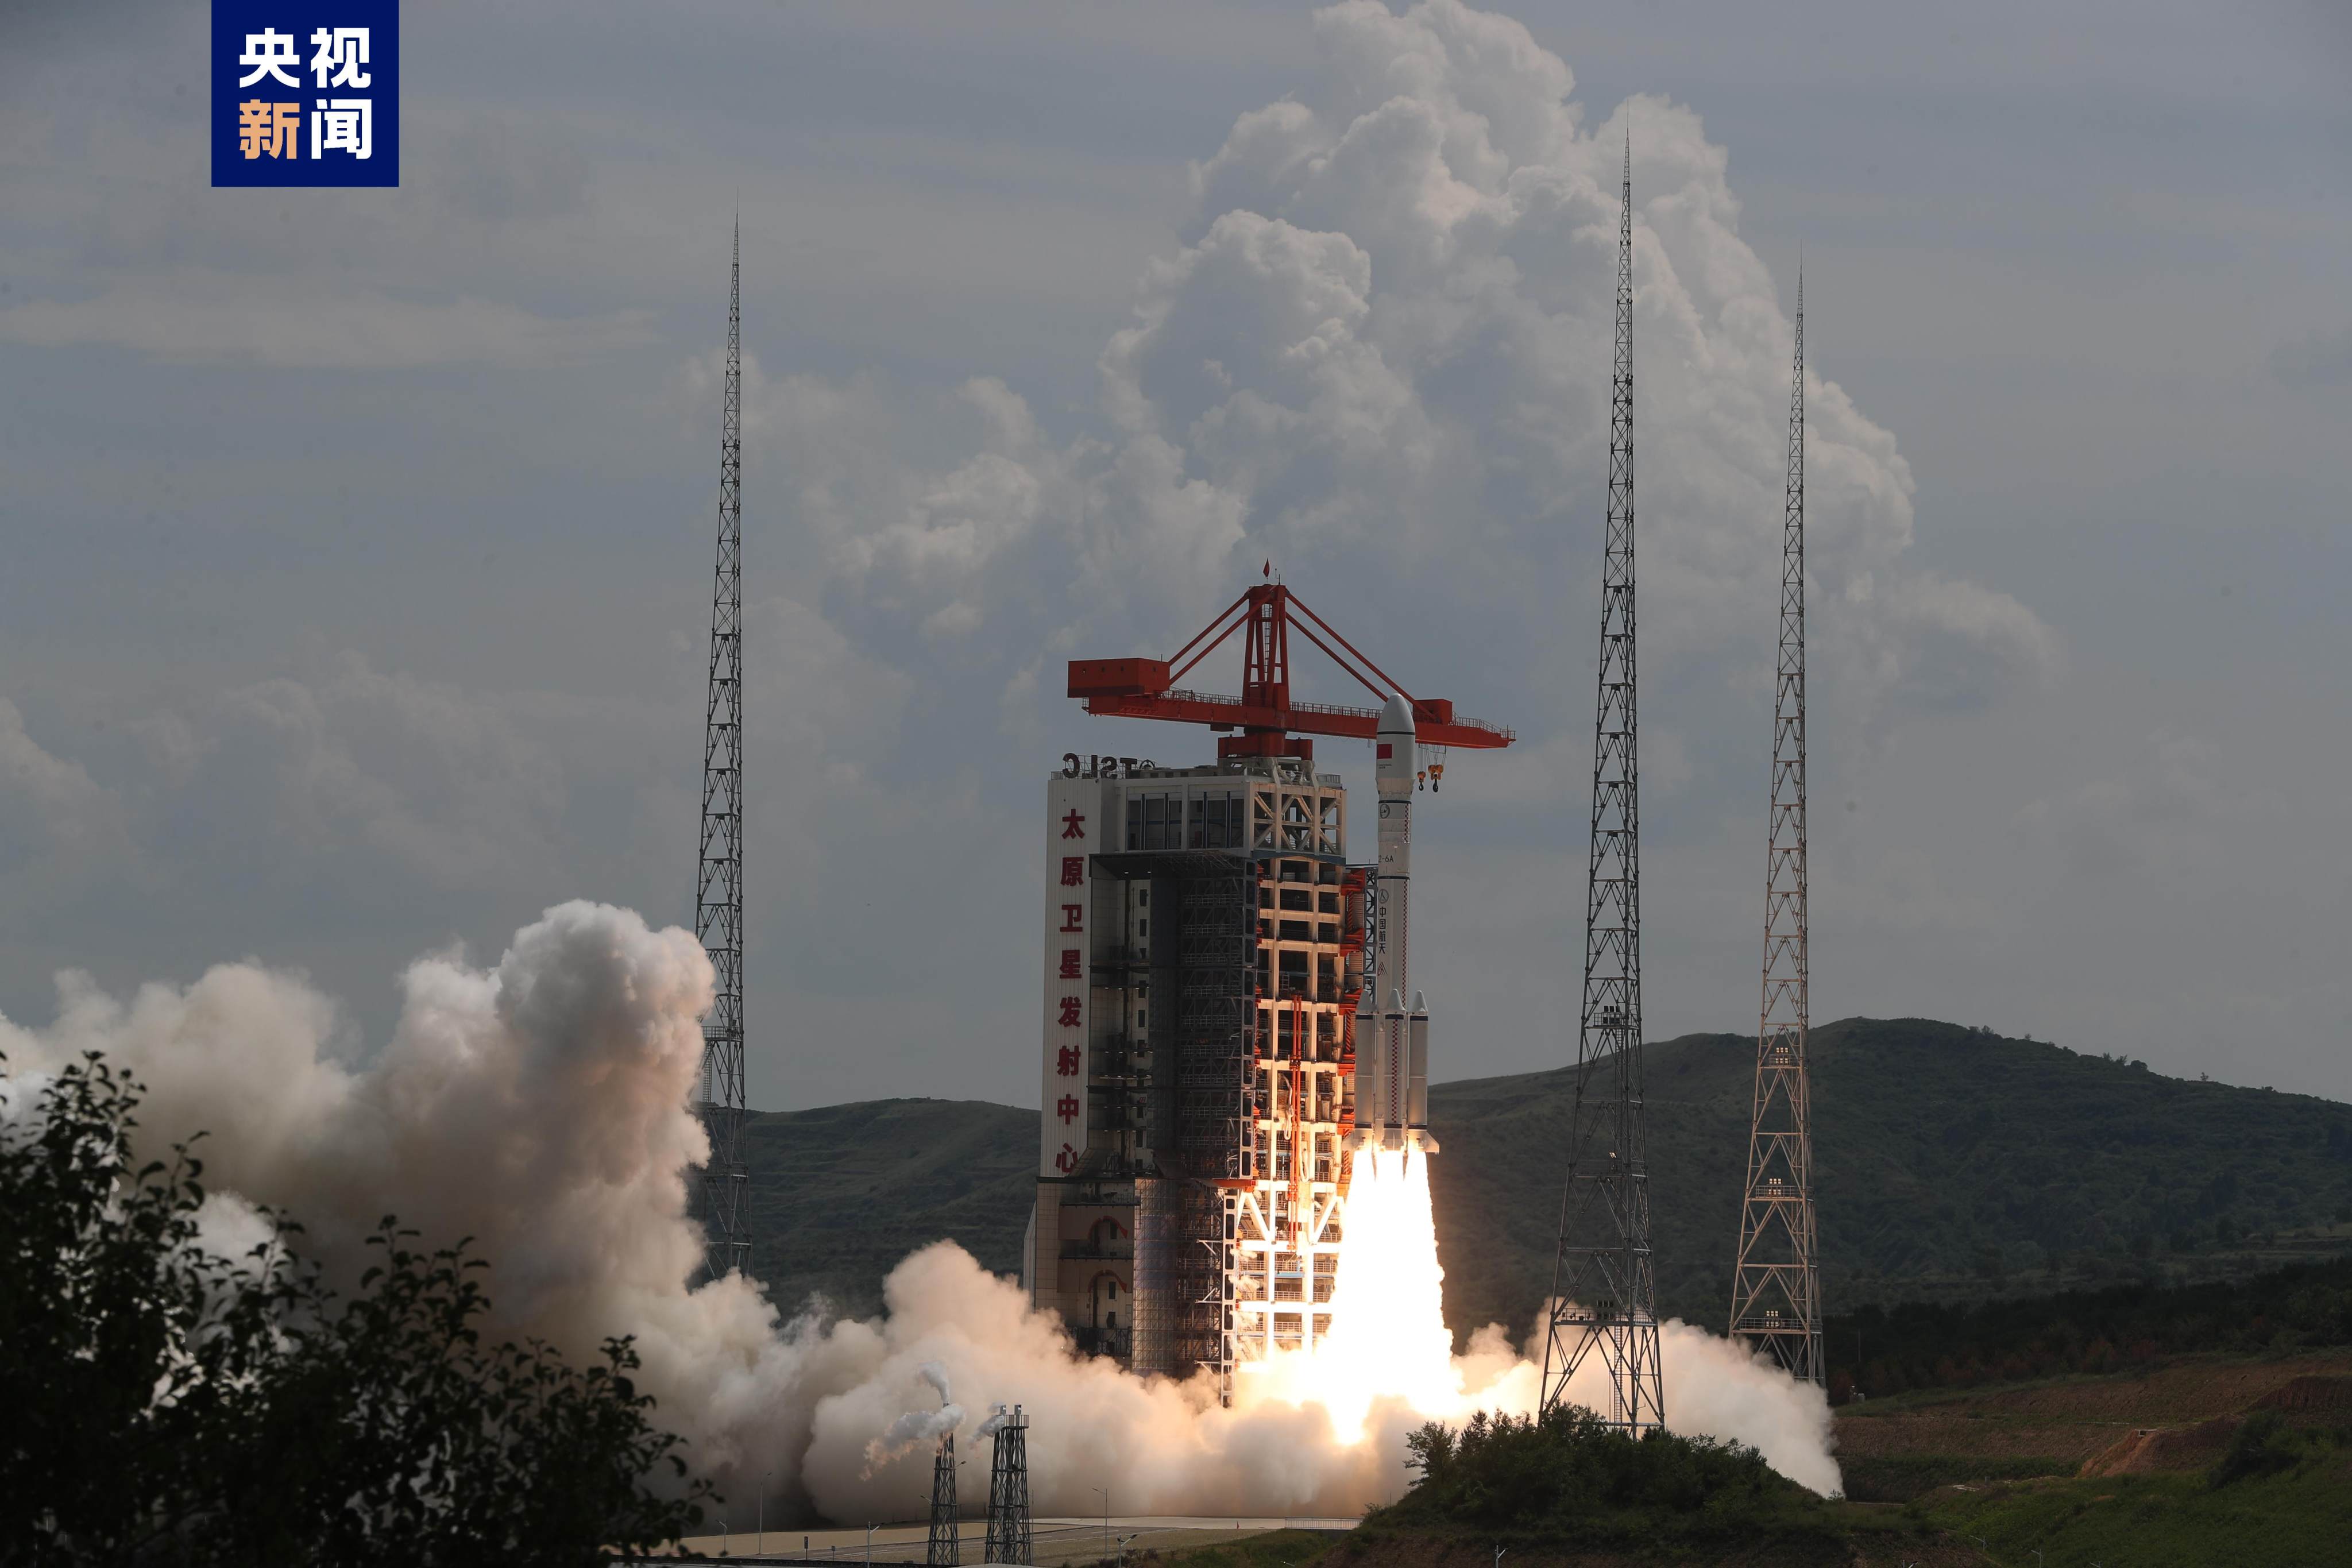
top-left (0, 902), bottom-right (1839, 1519)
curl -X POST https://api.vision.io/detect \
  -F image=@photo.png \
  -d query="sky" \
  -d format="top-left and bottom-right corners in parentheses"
top-left (1, 0), bottom-right (2347, 1111)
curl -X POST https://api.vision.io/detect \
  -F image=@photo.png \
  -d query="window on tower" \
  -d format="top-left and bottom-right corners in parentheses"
top-left (1127, 793), bottom-right (1183, 851)
top-left (1190, 792), bottom-right (1242, 849)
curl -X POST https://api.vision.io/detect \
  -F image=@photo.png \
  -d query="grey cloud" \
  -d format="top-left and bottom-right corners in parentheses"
top-left (0, 699), bottom-right (122, 874)
top-left (0, 283), bottom-right (654, 369)
top-left (2271, 325), bottom-right (2352, 388)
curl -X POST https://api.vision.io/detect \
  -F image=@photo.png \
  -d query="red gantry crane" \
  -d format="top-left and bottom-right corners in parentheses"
top-left (1065, 578), bottom-right (1515, 770)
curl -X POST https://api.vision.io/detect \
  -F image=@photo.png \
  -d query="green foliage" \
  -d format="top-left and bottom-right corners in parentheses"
top-left (2207, 1409), bottom-right (2340, 1489)
top-left (1370, 1407), bottom-right (1830, 1548)
top-left (1835, 1454), bottom-right (2073, 1503)
top-left (1915, 1447), bottom-right (2352, 1568)
top-left (1828, 1257), bottom-right (2352, 1399)
top-left (0, 1052), bottom-right (710, 1566)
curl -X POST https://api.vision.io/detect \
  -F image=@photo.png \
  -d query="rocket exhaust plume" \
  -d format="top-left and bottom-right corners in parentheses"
top-left (0, 901), bottom-right (1840, 1519)
top-left (866, 1360), bottom-right (963, 1475)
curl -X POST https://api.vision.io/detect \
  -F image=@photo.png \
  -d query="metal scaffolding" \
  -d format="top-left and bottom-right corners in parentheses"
top-left (1730, 272), bottom-right (1822, 1382)
top-left (1540, 130), bottom-right (1666, 1433)
top-left (694, 219), bottom-right (750, 1280)
top-left (926, 1433), bottom-right (959, 1567)
top-left (982, 1406), bottom-right (1030, 1567)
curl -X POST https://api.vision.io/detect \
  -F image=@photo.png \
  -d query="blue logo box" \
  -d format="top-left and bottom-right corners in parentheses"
top-left (212, 1), bottom-right (400, 187)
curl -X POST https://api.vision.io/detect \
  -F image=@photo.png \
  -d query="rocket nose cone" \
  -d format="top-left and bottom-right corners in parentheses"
top-left (1377, 692), bottom-right (1415, 740)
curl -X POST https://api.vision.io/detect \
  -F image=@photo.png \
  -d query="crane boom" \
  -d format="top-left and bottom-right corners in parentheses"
top-left (1067, 582), bottom-right (1515, 755)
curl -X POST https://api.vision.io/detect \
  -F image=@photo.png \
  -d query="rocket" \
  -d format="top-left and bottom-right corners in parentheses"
top-left (1350, 693), bottom-right (1437, 1158)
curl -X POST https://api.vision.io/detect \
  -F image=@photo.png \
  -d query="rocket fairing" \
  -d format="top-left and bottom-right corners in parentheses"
top-left (1350, 694), bottom-right (1438, 1157)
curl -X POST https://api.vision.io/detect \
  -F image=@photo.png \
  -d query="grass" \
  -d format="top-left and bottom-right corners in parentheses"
top-left (1913, 1457), bottom-right (2352, 1567)
top-left (1142, 1529), bottom-right (1340, 1568)
top-left (1837, 1454), bottom-right (2075, 1504)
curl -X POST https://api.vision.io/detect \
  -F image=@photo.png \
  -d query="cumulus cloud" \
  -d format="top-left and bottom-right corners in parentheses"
top-left (713, 0), bottom-right (2050, 793)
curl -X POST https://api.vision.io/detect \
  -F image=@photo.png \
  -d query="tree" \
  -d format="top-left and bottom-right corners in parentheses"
top-left (0, 1053), bottom-right (712, 1566)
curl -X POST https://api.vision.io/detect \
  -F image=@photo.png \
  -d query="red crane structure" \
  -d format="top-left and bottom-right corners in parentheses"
top-left (1065, 580), bottom-right (1516, 763)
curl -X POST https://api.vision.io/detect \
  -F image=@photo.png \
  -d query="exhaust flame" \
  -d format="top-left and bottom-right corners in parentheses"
top-left (1241, 1149), bottom-right (1492, 1440)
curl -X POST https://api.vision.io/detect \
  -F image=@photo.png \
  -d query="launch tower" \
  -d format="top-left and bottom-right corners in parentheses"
top-left (1540, 134), bottom-right (1667, 1432)
top-left (693, 221), bottom-right (750, 1279)
top-left (1037, 582), bottom-right (1509, 1401)
top-left (1729, 275), bottom-right (1822, 1382)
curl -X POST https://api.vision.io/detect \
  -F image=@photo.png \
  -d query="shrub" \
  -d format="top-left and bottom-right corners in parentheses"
top-left (1379, 1406), bottom-right (1821, 1546)
top-left (0, 1052), bottom-right (711, 1566)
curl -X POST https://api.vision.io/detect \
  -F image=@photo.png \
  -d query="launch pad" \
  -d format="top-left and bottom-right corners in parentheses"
top-left (1028, 583), bottom-right (1512, 1402)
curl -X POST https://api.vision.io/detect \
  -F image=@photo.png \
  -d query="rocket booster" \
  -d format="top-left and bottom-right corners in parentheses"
top-left (1350, 693), bottom-right (1437, 1156)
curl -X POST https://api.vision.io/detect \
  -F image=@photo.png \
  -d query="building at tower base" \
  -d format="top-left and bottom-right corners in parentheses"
top-left (1028, 750), bottom-right (1363, 1403)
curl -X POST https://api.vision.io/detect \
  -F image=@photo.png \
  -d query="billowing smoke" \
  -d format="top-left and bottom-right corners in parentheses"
top-left (1, 902), bottom-right (1838, 1519)
top-left (864, 1361), bottom-right (964, 1474)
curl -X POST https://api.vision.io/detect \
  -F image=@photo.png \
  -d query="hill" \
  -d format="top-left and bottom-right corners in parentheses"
top-left (738, 1018), bottom-right (2352, 1335)
top-left (1428, 1017), bottom-right (2352, 1338)
top-left (737, 1097), bottom-right (1036, 1320)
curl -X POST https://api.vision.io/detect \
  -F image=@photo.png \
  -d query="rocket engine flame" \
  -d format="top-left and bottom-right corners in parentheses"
top-left (1241, 1148), bottom-right (1479, 1441)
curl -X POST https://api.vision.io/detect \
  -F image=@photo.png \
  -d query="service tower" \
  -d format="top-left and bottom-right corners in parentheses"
top-left (1030, 580), bottom-right (1509, 1402)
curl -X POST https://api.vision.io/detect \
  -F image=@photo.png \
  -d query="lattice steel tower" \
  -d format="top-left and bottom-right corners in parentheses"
top-left (1729, 273), bottom-right (1821, 1382)
top-left (982, 1406), bottom-right (1030, 1567)
top-left (926, 1432), bottom-right (960, 1567)
top-left (1540, 132), bottom-right (1665, 1432)
top-left (694, 219), bottom-right (750, 1280)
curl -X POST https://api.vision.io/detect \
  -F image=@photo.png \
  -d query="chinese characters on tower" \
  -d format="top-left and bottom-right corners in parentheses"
top-left (1040, 781), bottom-right (1093, 1179)
top-left (214, 5), bottom-right (400, 187)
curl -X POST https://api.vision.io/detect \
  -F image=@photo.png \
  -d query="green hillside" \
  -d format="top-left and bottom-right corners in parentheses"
top-left (737, 1097), bottom-right (1036, 1320)
top-left (1431, 1017), bottom-right (2352, 1338)
top-left (739, 1019), bottom-right (2352, 1335)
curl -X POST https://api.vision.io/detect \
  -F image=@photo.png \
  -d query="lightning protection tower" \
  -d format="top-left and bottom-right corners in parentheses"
top-left (927, 1432), bottom-right (960, 1567)
top-left (694, 219), bottom-right (750, 1281)
top-left (1729, 273), bottom-right (1822, 1382)
top-left (982, 1406), bottom-right (1031, 1567)
top-left (1540, 131), bottom-right (1666, 1433)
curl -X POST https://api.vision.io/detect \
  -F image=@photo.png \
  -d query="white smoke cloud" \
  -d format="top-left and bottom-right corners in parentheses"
top-left (864, 1360), bottom-right (965, 1475)
top-left (1, 900), bottom-right (1837, 1519)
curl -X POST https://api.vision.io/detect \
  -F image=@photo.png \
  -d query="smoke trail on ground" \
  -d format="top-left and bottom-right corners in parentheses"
top-left (0, 902), bottom-right (1837, 1518)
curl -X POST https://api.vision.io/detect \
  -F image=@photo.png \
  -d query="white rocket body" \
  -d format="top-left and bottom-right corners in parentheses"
top-left (1351, 693), bottom-right (1436, 1157)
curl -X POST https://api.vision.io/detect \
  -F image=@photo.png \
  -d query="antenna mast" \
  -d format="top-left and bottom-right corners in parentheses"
top-left (1540, 131), bottom-right (1665, 1431)
top-left (1730, 272), bottom-right (1821, 1381)
top-left (696, 219), bottom-right (750, 1279)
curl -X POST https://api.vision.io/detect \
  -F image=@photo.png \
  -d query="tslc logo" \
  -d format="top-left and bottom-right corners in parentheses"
top-left (211, 1), bottom-right (400, 187)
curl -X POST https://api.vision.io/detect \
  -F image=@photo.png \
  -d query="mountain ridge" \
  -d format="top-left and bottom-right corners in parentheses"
top-left (738, 1017), bottom-right (2352, 1338)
